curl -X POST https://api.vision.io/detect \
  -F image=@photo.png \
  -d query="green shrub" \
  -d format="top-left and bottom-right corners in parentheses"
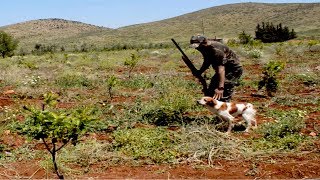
top-left (55, 73), bottom-right (93, 88)
top-left (151, 78), bottom-right (199, 112)
top-left (226, 38), bottom-right (238, 47)
top-left (106, 75), bottom-right (118, 99)
top-left (290, 73), bottom-right (319, 86)
top-left (307, 40), bottom-right (319, 51)
top-left (250, 40), bottom-right (264, 48)
top-left (124, 52), bottom-right (140, 78)
top-left (238, 31), bottom-right (253, 44)
top-left (15, 92), bottom-right (98, 179)
top-left (262, 109), bottom-right (306, 138)
top-left (119, 75), bottom-right (154, 90)
top-left (0, 31), bottom-right (18, 58)
top-left (141, 107), bottom-right (184, 126)
top-left (252, 109), bottom-right (307, 151)
top-left (112, 127), bottom-right (182, 163)
top-left (258, 60), bottom-right (285, 96)
top-left (255, 22), bottom-right (297, 43)
top-left (252, 134), bottom-right (306, 151)
top-left (247, 49), bottom-right (262, 59)
top-left (141, 106), bottom-right (213, 126)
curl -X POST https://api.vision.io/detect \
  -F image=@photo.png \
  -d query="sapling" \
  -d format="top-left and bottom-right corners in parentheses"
top-left (17, 92), bottom-right (97, 179)
top-left (106, 75), bottom-right (117, 99)
top-left (258, 61), bottom-right (285, 97)
top-left (124, 52), bottom-right (140, 78)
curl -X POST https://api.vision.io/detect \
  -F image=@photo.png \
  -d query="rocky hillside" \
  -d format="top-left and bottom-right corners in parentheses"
top-left (1, 3), bottom-right (319, 50)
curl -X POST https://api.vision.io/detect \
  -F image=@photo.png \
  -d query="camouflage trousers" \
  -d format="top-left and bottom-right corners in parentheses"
top-left (205, 66), bottom-right (243, 102)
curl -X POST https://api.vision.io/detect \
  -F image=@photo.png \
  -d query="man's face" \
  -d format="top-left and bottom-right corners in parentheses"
top-left (190, 35), bottom-right (206, 49)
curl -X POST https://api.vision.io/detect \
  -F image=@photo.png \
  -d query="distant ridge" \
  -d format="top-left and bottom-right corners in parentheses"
top-left (0, 18), bottom-right (113, 49)
top-left (1, 3), bottom-right (319, 50)
top-left (112, 2), bottom-right (320, 43)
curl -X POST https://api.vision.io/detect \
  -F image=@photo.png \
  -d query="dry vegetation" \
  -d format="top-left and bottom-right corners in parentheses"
top-left (0, 2), bottom-right (320, 179)
top-left (0, 39), bottom-right (319, 179)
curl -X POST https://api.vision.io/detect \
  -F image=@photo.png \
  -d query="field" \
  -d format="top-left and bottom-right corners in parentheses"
top-left (0, 40), bottom-right (319, 179)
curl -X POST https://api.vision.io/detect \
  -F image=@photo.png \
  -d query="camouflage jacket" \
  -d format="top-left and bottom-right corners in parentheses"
top-left (196, 41), bottom-right (242, 74)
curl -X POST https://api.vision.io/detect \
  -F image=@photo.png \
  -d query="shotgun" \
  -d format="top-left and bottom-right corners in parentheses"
top-left (171, 38), bottom-right (207, 92)
top-left (171, 38), bottom-right (198, 73)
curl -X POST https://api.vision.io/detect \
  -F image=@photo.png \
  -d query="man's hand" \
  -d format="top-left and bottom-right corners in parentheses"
top-left (213, 88), bottom-right (224, 100)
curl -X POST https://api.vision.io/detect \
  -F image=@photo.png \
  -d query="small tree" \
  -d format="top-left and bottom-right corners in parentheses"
top-left (238, 31), bottom-right (252, 44)
top-left (17, 92), bottom-right (97, 179)
top-left (0, 31), bottom-right (18, 58)
top-left (124, 52), bottom-right (140, 78)
top-left (258, 61), bottom-right (285, 97)
top-left (106, 75), bottom-right (118, 99)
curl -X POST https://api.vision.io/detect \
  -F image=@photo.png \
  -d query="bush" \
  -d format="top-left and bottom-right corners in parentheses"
top-left (112, 127), bottom-right (182, 163)
top-left (32, 43), bottom-right (58, 55)
top-left (226, 38), bottom-right (238, 47)
top-left (291, 73), bottom-right (319, 87)
top-left (252, 109), bottom-right (307, 151)
top-left (238, 31), bottom-right (253, 44)
top-left (258, 60), bottom-right (285, 96)
top-left (252, 134), bottom-right (306, 151)
top-left (55, 73), bottom-right (93, 88)
top-left (124, 52), bottom-right (140, 78)
top-left (119, 74), bottom-right (154, 90)
top-left (15, 92), bottom-right (98, 178)
top-left (255, 22), bottom-right (297, 43)
top-left (262, 109), bottom-right (306, 138)
top-left (0, 31), bottom-right (18, 58)
top-left (106, 75), bottom-right (118, 99)
top-left (141, 107), bottom-right (185, 126)
top-left (246, 49), bottom-right (262, 59)
top-left (307, 40), bottom-right (319, 51)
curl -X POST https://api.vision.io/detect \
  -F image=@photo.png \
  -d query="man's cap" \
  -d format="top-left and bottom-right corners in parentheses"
top-left (190, 35), bottom-right (207, 48)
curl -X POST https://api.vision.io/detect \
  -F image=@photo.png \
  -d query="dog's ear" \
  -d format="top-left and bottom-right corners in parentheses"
top-left (205, 97), bottom-right (216, 107)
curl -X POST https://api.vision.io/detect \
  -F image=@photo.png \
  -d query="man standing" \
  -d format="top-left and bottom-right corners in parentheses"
top-left (185, 35), bottom-right (243, 102)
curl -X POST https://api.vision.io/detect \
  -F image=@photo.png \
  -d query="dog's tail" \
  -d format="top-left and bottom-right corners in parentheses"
top-left (244, 103), bottom-right (256, 116)
top-left (245, 103), bottom-right (256, 113)
top-left (243, 103), bottom-right (257, 126)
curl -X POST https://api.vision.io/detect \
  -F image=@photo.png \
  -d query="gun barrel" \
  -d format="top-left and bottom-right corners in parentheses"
top-left (171, 38), bottom-right (188, 59)
top-left (171, 38), bottom-right (208, 93)
top-left (171, 38), bottom-right (198, 72)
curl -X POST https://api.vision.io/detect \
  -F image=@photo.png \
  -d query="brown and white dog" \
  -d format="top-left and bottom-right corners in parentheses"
top-left (197, 97), bottom-right (257, 134)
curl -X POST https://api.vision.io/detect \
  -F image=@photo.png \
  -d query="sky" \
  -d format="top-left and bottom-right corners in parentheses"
top-left (1, 0), bottom-right (319, 29)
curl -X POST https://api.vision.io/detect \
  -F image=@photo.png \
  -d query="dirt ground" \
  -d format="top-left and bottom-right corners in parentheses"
top-left (0, 82), bottom-right (319, 179)
top-left (1, 153), bottom-right (320, 179)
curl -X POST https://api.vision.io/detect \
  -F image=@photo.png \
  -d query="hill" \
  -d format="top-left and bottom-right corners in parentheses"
top-left (112, 2), bottom-right (320, 43)
top-left (0, 18), bottom-right (113, 50)
top-left (1, 3), bottom-right (320, 51)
